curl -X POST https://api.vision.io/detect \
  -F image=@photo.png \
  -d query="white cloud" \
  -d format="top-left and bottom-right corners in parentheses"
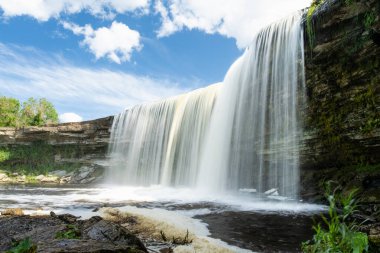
top-left (0, 0), bottom-right (312, 50)
top-left (0, 43), bottom-right (187, 120)
top-left (59, 112), bottom-right (83, 123)
top-left (155, 0), bottom-right (312, 48)
top-left (0, 0), bottom-right (150, 21)
top-left (63, 21), bottom-right (142, 64)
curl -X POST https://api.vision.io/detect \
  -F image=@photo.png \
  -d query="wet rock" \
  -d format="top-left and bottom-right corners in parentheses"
top-left (67, 164), bottom-right (104, 184)
top-left (16, 175), bottom-right (26, 182)
top-left (49, 170), bottom-right (67, 177)
top-left (0, 214), bottom-right (148, 253)
top-left (81, 219), bottom-right (148, 252)
top-left (50, 211), bottom-right (80, 223)
top-left (38, 239), bottom-right (147, 253)
top-left (0, 173), bottom-right (10, 182)
top-left (369, 224), bottom-right (380, 247)
top-left (1, 208), bottom-right (24, 216)
top-left (264, 188), bottom-right (279, 196)
top-left (36, 175), bottom-right (59, 183)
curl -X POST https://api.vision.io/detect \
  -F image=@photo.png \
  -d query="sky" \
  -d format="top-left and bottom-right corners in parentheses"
top-left (0, 0), bottom-right (311, 122)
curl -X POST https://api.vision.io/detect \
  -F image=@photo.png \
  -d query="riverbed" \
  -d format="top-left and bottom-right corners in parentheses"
top-left (0, 184), bottom-right (325, 252)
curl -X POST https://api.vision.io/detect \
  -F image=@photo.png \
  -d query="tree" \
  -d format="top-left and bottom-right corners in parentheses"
top-left (0, 96), bottom-right (20, 127)
top-left (20, 98), bottom-right (58, 126)
top-left (0, 96), bottom-right (58, 127)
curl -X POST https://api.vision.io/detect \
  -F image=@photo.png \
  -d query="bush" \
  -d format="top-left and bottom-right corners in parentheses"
top-left (302, 186), bottom-right (369, 253)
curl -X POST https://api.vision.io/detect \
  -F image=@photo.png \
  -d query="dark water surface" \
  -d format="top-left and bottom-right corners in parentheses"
top-left (197, 211), bottom-right (319, 252)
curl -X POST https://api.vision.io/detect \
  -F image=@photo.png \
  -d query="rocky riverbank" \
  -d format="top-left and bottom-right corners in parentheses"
top-left (0, 209), bottom-right (149, 253)
top-left (0, 164), bottom-right (104, 185)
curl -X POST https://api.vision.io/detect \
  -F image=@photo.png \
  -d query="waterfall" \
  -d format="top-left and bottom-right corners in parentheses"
top-left (107, 11), bottom-right (305, 198)
top-left (107, 84), bottom-right (219, 187)
top-left (197, 12), bottom-right (305, 197)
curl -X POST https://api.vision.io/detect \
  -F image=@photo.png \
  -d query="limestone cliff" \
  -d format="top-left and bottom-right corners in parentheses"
top-left (0, 116), bottom-right (113, 160)
top-left (300, 0), bottom-right (380, 210)
top-left (0, 117), bottom-right (113, 184)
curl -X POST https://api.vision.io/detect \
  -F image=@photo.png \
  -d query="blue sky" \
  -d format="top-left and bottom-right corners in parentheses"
top-left (0, 0), bottom-right (311, 122)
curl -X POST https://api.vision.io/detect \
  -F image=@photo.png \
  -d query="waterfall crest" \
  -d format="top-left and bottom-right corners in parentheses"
top-left (107, 11), bottom-right (305, 198)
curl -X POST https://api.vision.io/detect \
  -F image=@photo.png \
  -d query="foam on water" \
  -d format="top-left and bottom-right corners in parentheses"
top-left (102, 206), bottom-right (254, 253)
top-left (0, 185), bottom-right (325, 215)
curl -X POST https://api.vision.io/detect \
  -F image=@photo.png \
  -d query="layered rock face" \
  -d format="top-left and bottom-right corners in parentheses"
top-left (303, 0), bottom-right (380, 168)
top-left (301, 0), bottom-right (380, 205)
top-left (0, 117), bottom-right (113, 158)
top-left (0, 117), bottom-right (113, 184)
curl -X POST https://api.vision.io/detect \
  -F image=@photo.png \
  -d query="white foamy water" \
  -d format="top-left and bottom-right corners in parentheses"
top-left (102, 206), bottom-right (254, 253)
top-left (0, 185), bottom-right (324, 215)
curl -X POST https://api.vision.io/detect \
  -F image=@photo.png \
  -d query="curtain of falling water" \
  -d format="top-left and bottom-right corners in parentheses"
top-left (108, 11), bottom-right (305, 198)
top-left (197, 11), bottom-right (305, 198)
top-left (107, 84), bottom-right (219, 187)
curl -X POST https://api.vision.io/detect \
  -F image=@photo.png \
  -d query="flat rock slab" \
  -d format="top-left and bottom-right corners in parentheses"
top-left (0, 214), bottom-right (147, 253)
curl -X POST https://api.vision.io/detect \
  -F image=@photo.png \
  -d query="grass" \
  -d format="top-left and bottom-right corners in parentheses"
top-left (302, 186), bottom-right (369, 253)
top-left (353, 164), bottom-right (380, 173)
top-left (160, 230), bottom-right (193, 245)
top-left (0, 142), bottom-right (81, 176)
top-left (55, 225), bottom-right (81, 239)
top-left (6, 238), bottom-right (37, 253)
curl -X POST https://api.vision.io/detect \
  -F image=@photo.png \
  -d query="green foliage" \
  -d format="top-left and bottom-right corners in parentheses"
top-left (344, 0), bottom-right (353, 5)
top-left (354, 85), bottom-right (380, 134)
top-left (0, 97), bottom-right (21, 127)
top-left (302, 186), bottom-right (369, 253)
top-left (352, 164), bottom-right (380, 173)
top-left (20, 98), bottom-right (58, 126)
top-left (6, 238), bottom-right (37, 253)
top-left (55, 225), bottom-right (81, 239)
top-left (306, 0), bottom-right (322, 50)
top-left (0, 96), bottom-right (58, 127)
top-left (0, 150), bottom-right (10, 162)
top-left (0, 142), bottom-right (80, 176)
top-left (363, 11), bottom-right (376, 30)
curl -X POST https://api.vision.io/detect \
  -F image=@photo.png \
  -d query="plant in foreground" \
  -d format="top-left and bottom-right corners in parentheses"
top-left (302, 185), bottom-right (369, 253)
top-left (55, 224), bottom-right (81, 239)
top-left (6, 238), bottom-right (37, 253)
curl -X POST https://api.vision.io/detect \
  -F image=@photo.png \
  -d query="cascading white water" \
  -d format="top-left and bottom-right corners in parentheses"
top-left (197, 12), bottom-right (305, 198)
top-left (107, 84), bottom-right (219, 187)
top-left (108, 11), bottom-right (305, 198)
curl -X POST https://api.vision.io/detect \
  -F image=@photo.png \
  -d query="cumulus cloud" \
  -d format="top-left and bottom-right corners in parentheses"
top-left (63, 21), bottom-right (142, 64)
top-left (0, 0), bottom-right (312, 50)
top-left (0, 0), bottom-right (150, 21)
top-left (59, 112), bottom-right (83, 123)
top-left (155, 0), bottom-right (311, 48)
top-left (0, 43), bottom-right (187, 120)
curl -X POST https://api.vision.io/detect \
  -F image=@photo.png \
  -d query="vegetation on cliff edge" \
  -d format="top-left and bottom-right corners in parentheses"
top-left (0, 96), bottom-right (58, 127)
